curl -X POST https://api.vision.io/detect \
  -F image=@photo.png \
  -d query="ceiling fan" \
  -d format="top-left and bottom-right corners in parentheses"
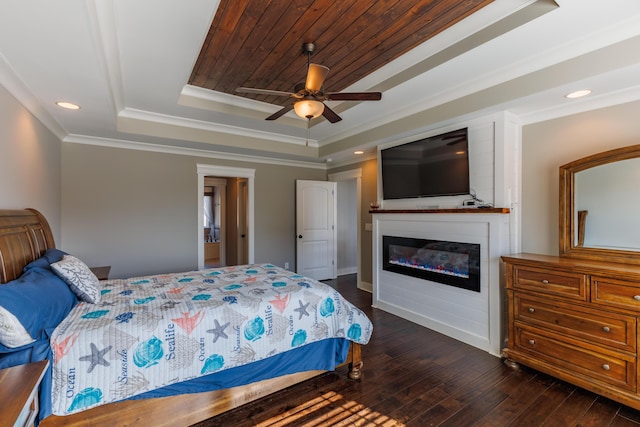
top-left (236, 43), bottom-right (382, 123)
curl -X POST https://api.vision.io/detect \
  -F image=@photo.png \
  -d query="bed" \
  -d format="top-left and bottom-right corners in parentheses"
top-left (0, 209), bottom-right (371, 426)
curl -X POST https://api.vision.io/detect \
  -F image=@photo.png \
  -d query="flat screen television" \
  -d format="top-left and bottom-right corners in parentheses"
top-left (380, 128), bottom-right (470, 200)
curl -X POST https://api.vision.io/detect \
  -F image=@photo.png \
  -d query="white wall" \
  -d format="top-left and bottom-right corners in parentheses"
top-left (0, 85), bottom-right (62, 242)
top-left (521, 100), bottom-right (640, 255)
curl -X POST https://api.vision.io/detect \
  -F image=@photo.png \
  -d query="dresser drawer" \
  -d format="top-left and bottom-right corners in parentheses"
top-left (512, 266), bottom-right (587, 300)
top-left (514, 293), bottom-right (636, 352)
top-left (514, 324), bottom-right (636, 391)
top-left (592, 276), bottom-right (640, 312)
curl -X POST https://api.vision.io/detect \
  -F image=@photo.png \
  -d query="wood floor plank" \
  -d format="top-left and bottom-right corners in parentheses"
top-left (507, 381), bottom-right (576, 426)
top-left (575, 396), bottom-right (621, 427)
top-left (472, 370), bottom-right (555, 426)
top-left (542, 387), bottom-right (598, 427)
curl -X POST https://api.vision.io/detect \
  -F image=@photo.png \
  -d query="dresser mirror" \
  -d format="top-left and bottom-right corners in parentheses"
top-left (559, 144), bottom-right (640, 264)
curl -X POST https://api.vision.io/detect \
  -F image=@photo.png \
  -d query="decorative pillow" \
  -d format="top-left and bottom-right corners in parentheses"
top-left (0, 266), bottom-right (78, 348)
top-left (51, 255), bottom-right (101, 303)
top-left (0, 305), bottom-right (35, 347)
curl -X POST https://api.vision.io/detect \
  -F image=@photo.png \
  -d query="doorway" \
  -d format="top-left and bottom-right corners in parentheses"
top-left (197, 164), bottom-right (255, 270)
top-left (203, 177), bottom-right (226, 268)
top-left (329, 169), bottom-right (364, 290)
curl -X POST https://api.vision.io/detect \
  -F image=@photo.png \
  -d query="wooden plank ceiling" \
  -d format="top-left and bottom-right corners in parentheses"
top-left (189, 0), bottom-right (494, 107)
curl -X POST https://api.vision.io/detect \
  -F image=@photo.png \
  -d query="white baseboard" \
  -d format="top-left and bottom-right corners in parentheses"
top-left (337, 266), bottom-right (357, 276)
top-left (357, 280), bottom-right (372, 293)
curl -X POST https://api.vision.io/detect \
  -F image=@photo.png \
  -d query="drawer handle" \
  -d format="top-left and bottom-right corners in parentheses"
top-left (602, 364), bottom-right (611, 371)
top-left (541, 279), bottom-right (549, 284)
top-left (528, 307), bottom-right (535, 313)
top-left (528, 339), bottom-right (535, 346)
top-left (634, 295), bottom-right (640, 301)
top-left (602, 326), bottom-right (611, 333)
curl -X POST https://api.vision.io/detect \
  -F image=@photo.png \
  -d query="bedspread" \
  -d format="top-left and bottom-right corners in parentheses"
top-left (50, 264), bottom-right (372, 415)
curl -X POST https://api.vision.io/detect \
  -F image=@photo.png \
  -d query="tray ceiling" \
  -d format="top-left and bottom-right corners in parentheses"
top-left (190, 0), bottom-right (494, 107)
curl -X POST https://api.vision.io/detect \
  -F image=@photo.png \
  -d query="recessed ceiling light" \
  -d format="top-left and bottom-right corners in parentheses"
top-left (565, 89), bottom-right (592, 99)
top-left (56, 101), bottom-right (81, 110)
top-left (354, 150), bottom-right (364, 155)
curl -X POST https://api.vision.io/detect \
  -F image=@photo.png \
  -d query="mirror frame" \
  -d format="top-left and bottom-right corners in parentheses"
top-left (559, 144), bottom-right (640, 265)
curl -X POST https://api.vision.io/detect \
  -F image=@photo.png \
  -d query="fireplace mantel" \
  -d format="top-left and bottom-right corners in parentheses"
top-left (370, 208), bottom-right (510, 214)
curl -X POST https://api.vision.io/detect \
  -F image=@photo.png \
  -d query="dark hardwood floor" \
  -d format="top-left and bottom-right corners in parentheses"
top-left (193, 274), bottom-right (640, 427)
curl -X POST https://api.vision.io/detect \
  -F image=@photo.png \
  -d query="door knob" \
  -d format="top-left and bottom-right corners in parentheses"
top-left (298, 235), bottom-right (303, 239)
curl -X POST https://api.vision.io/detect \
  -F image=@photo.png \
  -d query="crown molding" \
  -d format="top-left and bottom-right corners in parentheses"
top-left (62, 133), bottom-right (327, 169)
top-left (118, 107), bottom-right (317, 147)
top-left (0, 54), bottom-right (68, 140)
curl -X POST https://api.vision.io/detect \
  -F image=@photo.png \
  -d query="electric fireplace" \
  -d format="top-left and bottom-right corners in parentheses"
top-left (382, 236), bottom-right (480, 292)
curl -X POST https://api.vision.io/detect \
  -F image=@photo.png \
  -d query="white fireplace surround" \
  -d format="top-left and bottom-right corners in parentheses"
top-left (371, 112), bottom-right (520, 357)
top-left (372, 212), bottom-right (510, 356)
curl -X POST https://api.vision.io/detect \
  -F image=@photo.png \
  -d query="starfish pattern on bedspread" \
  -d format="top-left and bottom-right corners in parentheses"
top-left (207, 319), bottom-right (230, 343)
top-left (79, 343), bottom-right (112, 373)
top-left (294, 300), bottom-right (310, 319)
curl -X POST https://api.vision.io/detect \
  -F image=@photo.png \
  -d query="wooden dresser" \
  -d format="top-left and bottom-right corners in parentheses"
top-left (502, 253), bottom-right (640, 409)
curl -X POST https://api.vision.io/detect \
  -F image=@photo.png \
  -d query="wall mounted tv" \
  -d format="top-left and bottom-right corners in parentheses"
top-left (380, 128), bottom-right (470, 200)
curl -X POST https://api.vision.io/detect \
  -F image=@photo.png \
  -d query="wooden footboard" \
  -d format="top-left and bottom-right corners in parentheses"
top-left (41, 342), bottom-right (363, 427)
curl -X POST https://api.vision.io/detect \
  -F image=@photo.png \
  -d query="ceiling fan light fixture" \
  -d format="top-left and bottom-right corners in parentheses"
top-left (293, 98), bottom-right (324, 119)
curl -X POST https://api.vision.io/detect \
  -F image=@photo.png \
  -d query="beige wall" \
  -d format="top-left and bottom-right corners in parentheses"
top-left (61, 143), bottom-right (326, 278)
top-left (521, 100), bottom-right (640, 256)
top-left (0, 85), bottom-right (62, 242)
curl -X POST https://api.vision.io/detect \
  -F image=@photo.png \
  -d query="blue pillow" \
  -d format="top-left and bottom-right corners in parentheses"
top-left (0, 266), bottom-right (77, 347)
top-left (23, 248), bottom-right (67, 272)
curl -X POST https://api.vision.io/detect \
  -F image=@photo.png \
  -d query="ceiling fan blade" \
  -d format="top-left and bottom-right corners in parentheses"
top-left (322, 104), bottom-right (342, 123)
top-left (236, 87), bottom-right (295, 97)
top-left (326, 92), bottom-right (382, 101)
top-left (305, 64), bottom-right (329, 92)
top-left (265, 104), bottom-right (293, 121)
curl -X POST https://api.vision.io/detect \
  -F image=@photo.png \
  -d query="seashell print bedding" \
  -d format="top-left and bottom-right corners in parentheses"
top-left (50, 264), bottom-right (372, 415)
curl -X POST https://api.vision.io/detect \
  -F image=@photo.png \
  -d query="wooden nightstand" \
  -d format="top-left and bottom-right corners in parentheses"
top-left (90, 266), bottom-right (111, 280)
top-left (0, 360), bottom-right (48, 426)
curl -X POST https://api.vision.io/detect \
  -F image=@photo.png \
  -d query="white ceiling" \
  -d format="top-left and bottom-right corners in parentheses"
top-left (1, 0), bottom-right (639, 167)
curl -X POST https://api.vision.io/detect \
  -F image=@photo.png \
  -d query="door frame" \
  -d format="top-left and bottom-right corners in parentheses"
top-left (328, 169), bottom-right (365, 290)
top-left (197, 164), bottom-right (255, 269)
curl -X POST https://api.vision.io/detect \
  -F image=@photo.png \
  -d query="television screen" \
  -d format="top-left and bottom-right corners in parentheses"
top-left (381, 128), bottom-right (470, 200)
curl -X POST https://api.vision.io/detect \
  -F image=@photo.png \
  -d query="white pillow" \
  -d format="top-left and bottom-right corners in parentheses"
top-left (51, 255), bottom-right (101, 303)
top-left (0, 306), bottom-right (35, 347)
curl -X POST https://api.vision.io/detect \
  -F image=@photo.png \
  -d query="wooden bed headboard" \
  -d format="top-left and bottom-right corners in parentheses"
top-left (0, 209), bottom-right (55, 284)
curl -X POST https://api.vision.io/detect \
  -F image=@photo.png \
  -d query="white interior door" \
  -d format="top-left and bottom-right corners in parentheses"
top-left (296, 180), bottom-right (337, 280)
